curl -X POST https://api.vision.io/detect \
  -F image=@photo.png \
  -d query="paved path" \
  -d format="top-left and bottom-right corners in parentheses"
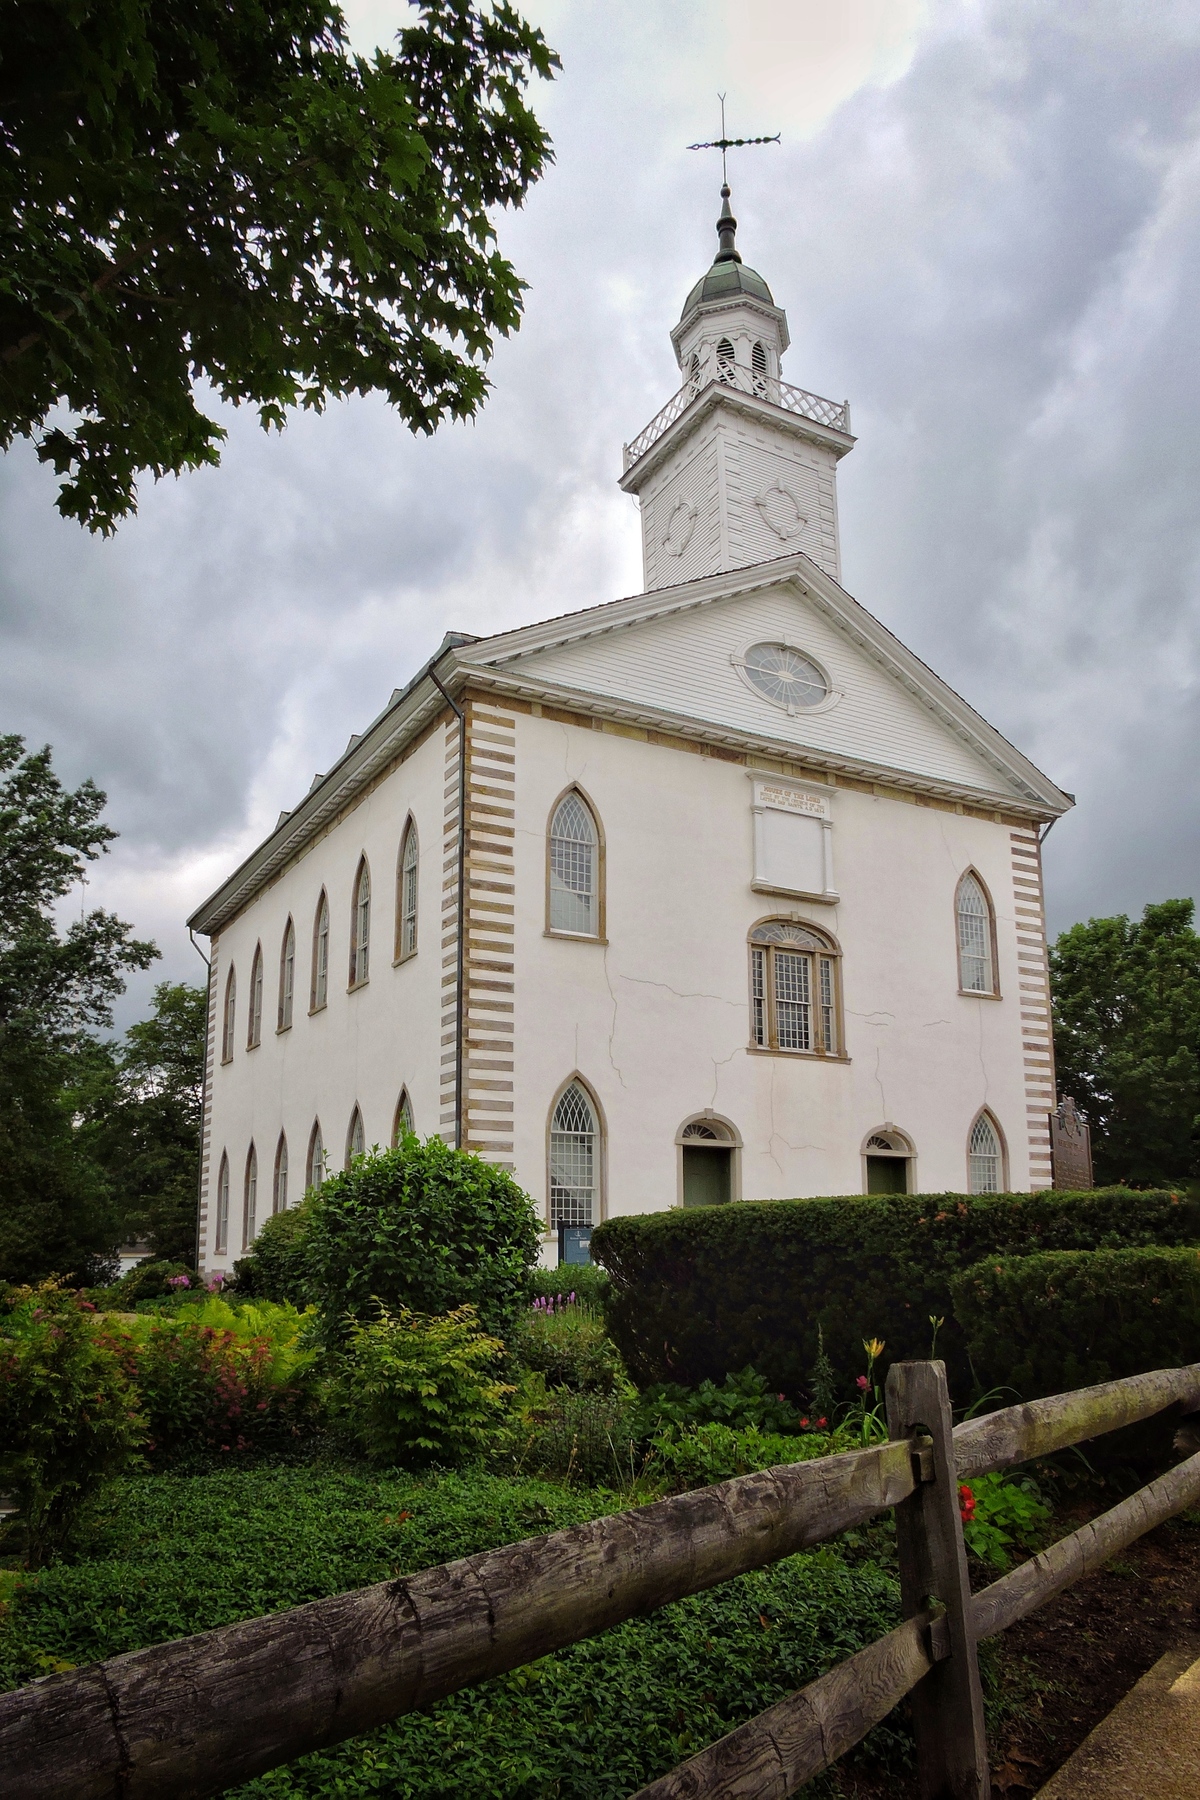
top-left (1035, 1637), bottom-right (1200, 1799)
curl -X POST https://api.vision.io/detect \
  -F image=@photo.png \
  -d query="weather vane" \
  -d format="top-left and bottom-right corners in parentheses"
top-left (688, 94), bottom-right (780, 186)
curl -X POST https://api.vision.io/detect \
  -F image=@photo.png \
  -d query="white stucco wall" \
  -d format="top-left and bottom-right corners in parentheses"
top-left (200, 720), bottom-right (446, 1269)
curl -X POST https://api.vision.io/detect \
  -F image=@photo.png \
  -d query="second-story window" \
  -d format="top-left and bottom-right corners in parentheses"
top-left (956, 871), bottom-right (998, 995)
top-left (311, 892), bottom-right (329, 1011)
top-left (221, 967), bottom-right (236, 1063)
top-left (349, 858), bottom-right (370, 987)
top-left (247, 944), bottom-right (264, 1048)
top-left (749, 920), bottom-right (842, 1056)
top-left (278, 919), bottom-right (295, 1031)
top-left (397, 820), bottom-right (418, 961)
top-left (548, 790), bottom-right (601, 937)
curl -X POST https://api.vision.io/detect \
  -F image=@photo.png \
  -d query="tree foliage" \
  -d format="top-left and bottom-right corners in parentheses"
top-left (1050, 898), bottom-right (1200, 1185)
top-left (0, 0), bottom-right (558, 531)
top-left (0, 736), bottom-right (157, 1283)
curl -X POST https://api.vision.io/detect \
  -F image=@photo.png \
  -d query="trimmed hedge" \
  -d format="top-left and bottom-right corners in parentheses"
top-left (590, 1190), bottom-right (1200, 1399)
top-left (950, 1246), bottom-right (1200, 1398)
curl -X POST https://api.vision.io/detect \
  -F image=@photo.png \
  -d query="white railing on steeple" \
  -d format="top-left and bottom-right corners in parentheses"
top-left (622, 364), bottom-right (852, 472)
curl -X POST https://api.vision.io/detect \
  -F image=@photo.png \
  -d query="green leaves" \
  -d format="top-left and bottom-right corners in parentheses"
top-left (0, 0), bottom-right (559, 531)
top-left (335, 1303), bottom-right (513, 1465)
top-left (1051, 898), bottom-right (1200, 1185)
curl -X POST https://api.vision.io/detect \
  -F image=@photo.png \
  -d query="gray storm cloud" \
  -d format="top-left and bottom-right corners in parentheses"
top-left (1, 0), bottom-right (1198, 1025)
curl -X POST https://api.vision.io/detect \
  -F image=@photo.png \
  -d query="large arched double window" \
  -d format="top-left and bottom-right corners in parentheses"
top-left (549, 1080), bottom-right (602, 1228)
top-left (278, 919), bottom-right (295, 1031)
top-left (311, 892), bottom-right (329, 1011)
top-left (956, 871), bottom-right (998, 996)
top-left (396, 818), bottom-right (419, 962)
top-left (968, 1111), bottom-right (1005, 1193)
top-left (749, 920), bottom-right (842, 1056)
top-left (221, 967), bottom-right (236, 1063)
top-left (214, 1152), bottom-right (230, 1253)
top-left (247, 945), bottom-right (264, 1048)
top-left (242, 1143), bottom-right (258, 1250)
top-left (349, 858), bottom-right (371, 988)
top-left (547, 789), bottom-right (603, 938)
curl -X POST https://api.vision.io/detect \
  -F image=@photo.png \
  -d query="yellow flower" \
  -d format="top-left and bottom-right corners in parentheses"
top-left (863, 1338), bottom-right (885, 1360)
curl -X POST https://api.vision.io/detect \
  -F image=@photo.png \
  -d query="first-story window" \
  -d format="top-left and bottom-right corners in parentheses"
top-left (307, 1120), bottom-right (325, 1190)
top-left (393, 1089), bottom-right (414, 1142)
top-left (273, 1133), bottom-right (288, 1213)
top-left (346, 1105), bottom-right (365, 1166)
top-left (749, 920), bottom-right (841, 1055)
top-left (243, 1143), bottom-right (258, 1249)
top-left (214, 1152), bottom-right (230, 1253)
top-left (968, 1113), bottom-right (1003, 1193)
top-left (549, 1082), bottom-right (599, 1228)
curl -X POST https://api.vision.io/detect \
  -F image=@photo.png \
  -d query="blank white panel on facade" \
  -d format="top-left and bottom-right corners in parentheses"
top-left (756, 807), bottom-right (825, 894)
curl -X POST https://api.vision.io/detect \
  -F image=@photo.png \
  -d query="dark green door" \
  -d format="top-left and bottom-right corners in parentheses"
top-left (683, 1146), bottom-right (732, 1206)
top-left (866, 1155), bottom-right (908, 1195)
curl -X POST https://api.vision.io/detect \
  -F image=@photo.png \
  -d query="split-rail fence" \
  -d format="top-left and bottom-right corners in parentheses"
top-left (2, 1358), bottom-right (1199, 1800)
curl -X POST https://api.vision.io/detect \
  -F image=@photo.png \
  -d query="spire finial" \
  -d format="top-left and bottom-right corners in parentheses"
top-left (715, 184), bottom-right (740, 264)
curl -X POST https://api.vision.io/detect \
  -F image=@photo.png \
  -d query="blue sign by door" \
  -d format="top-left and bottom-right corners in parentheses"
top-left (558, 1225), bottom-right (593, 1266)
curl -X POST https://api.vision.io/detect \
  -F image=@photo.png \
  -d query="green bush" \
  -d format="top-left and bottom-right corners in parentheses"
top-left (237, 1140), bottom-right (540, 1340)
top-left (650, 1422), bottom-right (850, 1492)
top-left (0, 1282), bottom-right (145, 1565)
top-left (950, 1246), bottom-right (1200, 1400)
top-left (960, 1472), bottom-right (1052, 1571)
top-left (632, 1366), bottom-right (805, 1441)
top-left (528, 1263), bottom-right (611, 1308)
top-left (510, 1378), bottom-right (640, 1488)
top-left (336, 1304), bottom-right (513, 1466)
top-left (512, 1295), bottom-right (625, 1393)
top-left (90, 1258), bottom-right (195, 1309)
top-left (592, 1189), bottom-right (1200, 1398)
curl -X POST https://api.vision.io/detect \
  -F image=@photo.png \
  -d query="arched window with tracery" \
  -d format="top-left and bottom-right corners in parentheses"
top-left (214, 1151), bottom-right (230, 1253)
top-left (956, 871), bottom-right (997, 995)
top-left (243, 1143), bottom-right (258, 1249)
top-left (548, 789), bottom-right (602, 937)
top-left (752, 340), bottom-right (768, 394)
top-left (749, 920), bottom-right (841, 1055)
top-left (247, 944), bottom-right (264, 1048)
top-left (396, 820), bottom-right (419, 961)
top-left (349, 859), bottom-right (370, 987)
top-left (393, 1089), bottom-right (414, 1143)
top-left (346, 1104), bottom-right (365, 1167)
top-left (311, 892), bottom-right (329, 1011)
top-left (306, 1120), bottom-right (325, 1191)
top-left (278, 919), bottom-right (295, 1031)
top-left (221, 967), bottom-right (236, 1063)
top-left (273, 1132), bottom-right (288, 1213)
top-left (968, 1113), bottom-right (1003, 1193)
top-left (716, 336), bottom-right (736, 384)
top-left (549, 1082), bottom-right (600, 1228)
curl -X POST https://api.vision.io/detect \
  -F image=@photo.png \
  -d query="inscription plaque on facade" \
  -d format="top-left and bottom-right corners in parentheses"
top-left (1050, 1095), bottom-right (1093, 1190)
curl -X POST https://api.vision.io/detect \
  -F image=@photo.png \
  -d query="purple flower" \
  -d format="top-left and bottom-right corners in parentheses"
top-left (167, 1275), bottom-right (191, 1289)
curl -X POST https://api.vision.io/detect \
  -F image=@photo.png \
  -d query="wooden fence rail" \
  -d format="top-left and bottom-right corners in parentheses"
top-left (1, 1361), bottom-right (1198, 1800)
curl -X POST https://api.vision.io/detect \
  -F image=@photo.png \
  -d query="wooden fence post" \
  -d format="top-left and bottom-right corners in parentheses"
top-left (886, 1359), bottom-right (989, 1800)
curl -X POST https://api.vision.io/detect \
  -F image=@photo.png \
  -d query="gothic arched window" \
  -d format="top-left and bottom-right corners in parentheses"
top-left (221, 967), bottom-right (236, 1063)
top-left (548, 789), bottom-right (602, 938)
top-left (716, 336), bottom-right (736, 384)
top-left (749, 920), bottom-right (842, 1056)
top-left (273, 1132), bottom-right (288, 1213)
top-left (346, 1104), bottom-right (366, 1167)
top-left (214, 1151), bottom-right (230, 1253)
top-left (278, 918), bottom-right (295, 1031)
top-left (243, 1142), bottom-right (258, 1249)
top-left (549, 1081), bottom-right (600, 1228)
top-left (968, 1112), bottom-right (1004, 1193)
top-left (396, 819), bottom-right (419, 961)
top-left (956, 871), bottom-right (997, 995)
top-left (247, 944), bottom-right (264, 1048)
top-left (349, 858), bottom-right (371, 987)
top-left (393, 1088), bottom-right (414, 1143)
top-left (311, 891), bottom-right (329, 1011)
top-left (306, 1120), bottom-right (325, 1191)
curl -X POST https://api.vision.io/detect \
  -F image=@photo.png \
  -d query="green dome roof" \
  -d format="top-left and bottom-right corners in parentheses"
top-left (680, 257), bottom-right (775, 321)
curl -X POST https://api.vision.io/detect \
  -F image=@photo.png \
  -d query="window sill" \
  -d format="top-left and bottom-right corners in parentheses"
top-left (347, 980), bottom-right (369, 994)
top-left (393, 951), bottom-right (417, 967)
top-left (544, 930), bottom-right (608, 945)
top-left (750, 881), bottom-right (840, 905)
top-left (308, 1003), bottom-right (327, 1016)
top-left (958, 988), bottom-right (1003, 1001)
top-left (220, 1055), bottom-right (233, 1066)
top-left (246, 1041), bottom-right (260, 1052)
top-left (746, 1045), bottom-right (851, 1063)
top-left (276, 1023), bottom-right (292, 1035)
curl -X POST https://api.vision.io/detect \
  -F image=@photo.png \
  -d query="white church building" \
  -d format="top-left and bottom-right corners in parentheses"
top-left (190, 184), bottom-right (1072, 1275)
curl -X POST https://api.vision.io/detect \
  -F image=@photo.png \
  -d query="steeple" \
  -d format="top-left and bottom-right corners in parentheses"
top-left (619, 190), bottom-right (854, 593)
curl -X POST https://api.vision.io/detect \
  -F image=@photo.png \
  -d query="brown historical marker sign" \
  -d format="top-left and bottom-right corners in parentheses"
top-left (1050, 1095), bottom-right (1093, 1190)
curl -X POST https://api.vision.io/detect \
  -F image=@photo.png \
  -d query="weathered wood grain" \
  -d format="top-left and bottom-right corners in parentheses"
top-left (888, 1361), bottom-right (988, 1800)
top-left (971, 1447), bottom-right (1200, 1643)
top-left (0, 1439), bottom-right (916, 1800)
top-left (953, 1364), bottom-right (1200, 1479)
top-left (627, 1613), bottom-right (938, 1800)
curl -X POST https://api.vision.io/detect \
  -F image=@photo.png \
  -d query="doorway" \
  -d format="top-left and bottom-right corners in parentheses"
top-left (863, 1130), bottom-right (913, 1194)
top-left (678, 1117), bottom-right (740, 1206)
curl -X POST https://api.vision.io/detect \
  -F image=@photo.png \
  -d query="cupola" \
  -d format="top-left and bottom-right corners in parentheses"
top-left (670, 186), bottom-right (790, 392)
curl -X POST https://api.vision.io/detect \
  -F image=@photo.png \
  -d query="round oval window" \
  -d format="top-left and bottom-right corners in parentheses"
top-left (742, 643), bottom-right (829, 710)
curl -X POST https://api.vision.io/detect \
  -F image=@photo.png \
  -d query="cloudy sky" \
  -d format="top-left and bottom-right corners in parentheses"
top-left (4, 0), bottom-right (1200, 1027)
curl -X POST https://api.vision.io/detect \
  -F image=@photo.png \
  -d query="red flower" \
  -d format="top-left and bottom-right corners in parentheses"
top-left (816, 1417), bottom-right (827, 1428)
top-left (856, 1375), bottom-right (870, 1391)
top-left (799, 1417), bottom-right (810, 1428)
top-left (958, 1484), bottom-right (976, 1523)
